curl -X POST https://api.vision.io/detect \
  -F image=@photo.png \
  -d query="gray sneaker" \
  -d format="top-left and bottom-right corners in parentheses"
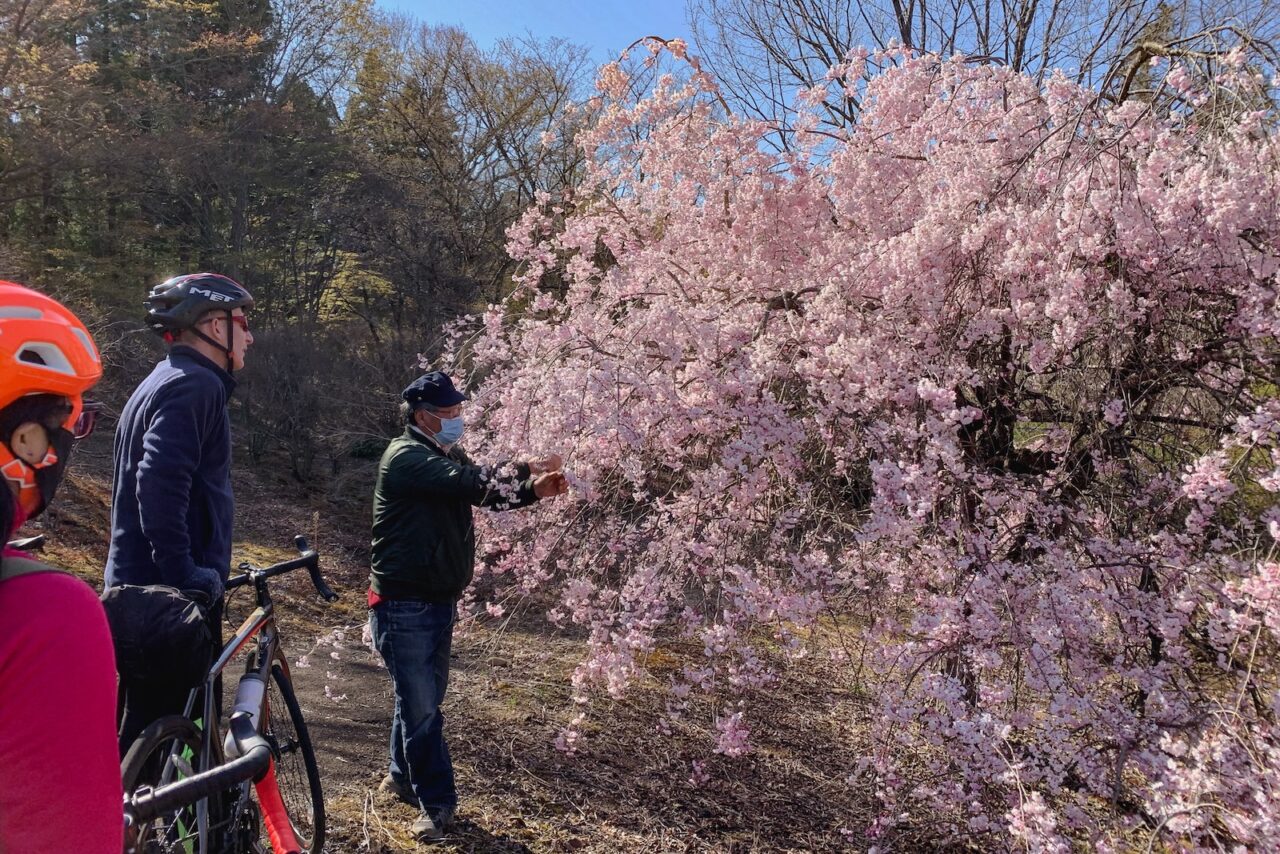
top-left (378, 773), bottom-right (417, 807)
top-left (411, 811), bottom-right (449, 842)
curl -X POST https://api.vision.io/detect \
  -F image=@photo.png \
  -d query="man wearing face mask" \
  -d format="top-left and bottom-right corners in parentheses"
top-left (368, 370), bottom-right (568, 841)
top-left (104, 272), bottom-right (255, 755)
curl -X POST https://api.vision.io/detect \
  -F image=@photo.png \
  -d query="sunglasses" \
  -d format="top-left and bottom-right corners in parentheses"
top-left (72, 399), bottom-right (102, 440)
top-left (199, 314), bottom-right (250, 332)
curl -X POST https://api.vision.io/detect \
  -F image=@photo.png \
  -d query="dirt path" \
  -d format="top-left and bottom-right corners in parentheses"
top-left (285, 610), bottom-right (874, 854)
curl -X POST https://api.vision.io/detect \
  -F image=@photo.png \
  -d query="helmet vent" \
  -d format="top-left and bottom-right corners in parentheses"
top-left (71, 327), bottom-right (101, 363)
top-left (0, 306), bottom-right (43, 320)
top-left (16, 342), bottom-right (75, 375)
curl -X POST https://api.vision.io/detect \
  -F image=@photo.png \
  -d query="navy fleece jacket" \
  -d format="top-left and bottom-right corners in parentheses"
top-left (104, 346), bottom-right (236, 602)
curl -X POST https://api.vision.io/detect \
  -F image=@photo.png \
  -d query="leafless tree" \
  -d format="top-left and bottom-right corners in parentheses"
top-left (688, 0), bottom-right (1279, 136)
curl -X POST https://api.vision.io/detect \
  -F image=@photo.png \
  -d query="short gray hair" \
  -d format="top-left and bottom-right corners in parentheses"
top-left (400, 399), bottom-right (441, 424)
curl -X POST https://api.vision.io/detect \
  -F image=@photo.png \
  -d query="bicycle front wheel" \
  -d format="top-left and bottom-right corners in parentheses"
top-left (260, 661), bottom-right (325, 852)
top-left (121, 714), bottom-right (204, 854)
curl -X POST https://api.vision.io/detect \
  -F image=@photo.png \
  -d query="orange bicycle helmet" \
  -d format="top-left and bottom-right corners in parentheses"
top-left (0, 282), bottom-right (102, 514)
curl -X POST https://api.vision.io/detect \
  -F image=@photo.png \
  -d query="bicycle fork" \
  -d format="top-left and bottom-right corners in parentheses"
top-left (255, 763), bottom-right (301, 854)
top-left (225, 649), bottom-right (303, 853)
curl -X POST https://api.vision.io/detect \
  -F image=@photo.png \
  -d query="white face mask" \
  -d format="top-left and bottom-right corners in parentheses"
top-left (434, 416), bottom-right (464, 445)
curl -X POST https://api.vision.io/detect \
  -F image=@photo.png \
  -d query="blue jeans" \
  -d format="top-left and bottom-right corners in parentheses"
top-left (369, 599), bottom-right (457, 814)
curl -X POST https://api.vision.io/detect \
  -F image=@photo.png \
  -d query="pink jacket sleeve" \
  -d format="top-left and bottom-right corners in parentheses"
top-left (0, 570), bottom-right (123, 853)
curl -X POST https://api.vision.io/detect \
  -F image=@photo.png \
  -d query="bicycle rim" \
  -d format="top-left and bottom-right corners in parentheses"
top-left (261, 661), bottom-right (325, 852)
top-left (121, 715), bottom-right (204, 854)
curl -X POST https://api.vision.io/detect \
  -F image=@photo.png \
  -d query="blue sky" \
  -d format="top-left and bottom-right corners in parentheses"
top-left (375, 0), bottom-right (693, 64)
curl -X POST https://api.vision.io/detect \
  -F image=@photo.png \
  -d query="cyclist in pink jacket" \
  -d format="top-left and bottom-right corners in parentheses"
top-left (0, 281), bottom-right (122, 853)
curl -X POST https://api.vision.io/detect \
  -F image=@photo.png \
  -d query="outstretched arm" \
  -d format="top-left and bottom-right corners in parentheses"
top-left (472, 450), bottom-right (568, 507)
top-left (390, 447), bottom-right (568, 509)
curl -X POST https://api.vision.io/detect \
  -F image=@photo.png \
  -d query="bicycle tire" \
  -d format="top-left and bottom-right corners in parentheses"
top-left (261, 661), bottom-right (325, 852)
top-left (121, 715), bottom-right (204, 854)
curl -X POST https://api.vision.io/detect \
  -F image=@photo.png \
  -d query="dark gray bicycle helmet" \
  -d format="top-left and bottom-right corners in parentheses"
top-left (144, 273), bottom-right (254, 371)
top-left (144, 273), bottom-right (254, 333)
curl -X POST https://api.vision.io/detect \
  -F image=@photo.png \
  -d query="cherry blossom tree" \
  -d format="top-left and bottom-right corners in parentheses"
top-left (442, 42), bottom-right (1279, 848)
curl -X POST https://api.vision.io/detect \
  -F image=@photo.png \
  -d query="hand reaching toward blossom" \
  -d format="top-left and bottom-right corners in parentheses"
top-left (527, 453), bottom-right (564, 475)
top-left (533, 471), bottom-right (569, 499)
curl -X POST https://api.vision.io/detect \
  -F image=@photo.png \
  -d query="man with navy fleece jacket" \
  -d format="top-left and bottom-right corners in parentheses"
top-left (106, 273), bottom-right (254, 754)
top-left (105, 346), bottom-right (236, 601)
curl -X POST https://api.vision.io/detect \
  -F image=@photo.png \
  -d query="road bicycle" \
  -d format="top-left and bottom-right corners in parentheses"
top-left (122, 536), bottom-right (338, 854)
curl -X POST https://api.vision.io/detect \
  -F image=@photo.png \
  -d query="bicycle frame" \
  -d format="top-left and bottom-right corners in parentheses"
top-left (175, 574), bottom-right (282, 852)
top-left (125, 535), bottom-right (335, 854)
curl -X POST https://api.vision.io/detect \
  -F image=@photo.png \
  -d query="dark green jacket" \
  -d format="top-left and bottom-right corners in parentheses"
top-left (369, 428), bottom-right (538, 602)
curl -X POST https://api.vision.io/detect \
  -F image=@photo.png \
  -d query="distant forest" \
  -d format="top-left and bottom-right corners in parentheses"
top-left (1, 0), bottom-right (593, 478)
